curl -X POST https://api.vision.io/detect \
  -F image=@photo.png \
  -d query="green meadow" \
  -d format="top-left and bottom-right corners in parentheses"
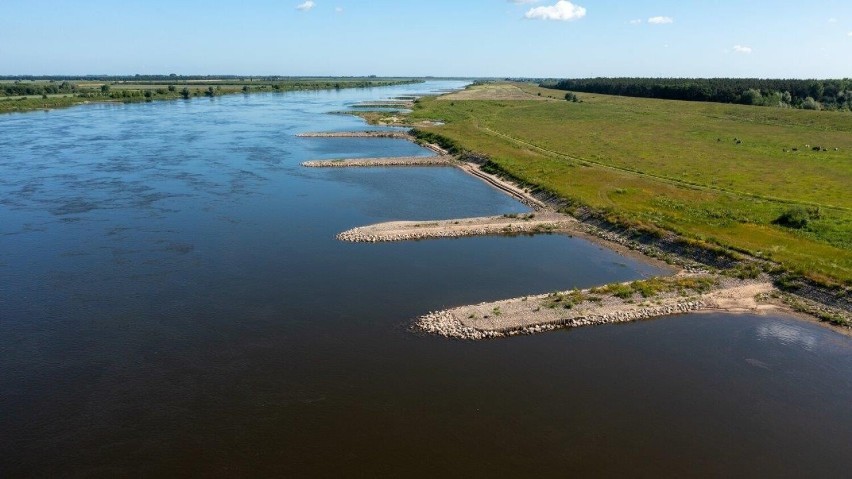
top-left (408, 83), bottom-right (852, 285)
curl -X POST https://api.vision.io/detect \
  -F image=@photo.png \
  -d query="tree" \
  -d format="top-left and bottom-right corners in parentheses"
top-left (180, 87), bottom-right (191, 99)
top-left (801, 97), bottom-right (821, 110)
top-left (100, 84), bottom-right (110, 94)
top-left (740, 88), bottom-right (763, 105)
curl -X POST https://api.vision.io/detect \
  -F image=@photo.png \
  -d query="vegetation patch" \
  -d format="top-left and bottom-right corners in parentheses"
top-left (590, 276), bottom-right (717, 300)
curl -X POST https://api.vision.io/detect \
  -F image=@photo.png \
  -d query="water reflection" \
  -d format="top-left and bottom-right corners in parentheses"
top-left (757, 321), bottom-right (818, 350)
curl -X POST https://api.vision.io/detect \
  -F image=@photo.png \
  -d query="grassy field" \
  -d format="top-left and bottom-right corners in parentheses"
top-left (0, 78), bottom-right (421, 114)
top-left (407, 83), bottom-right (852, 285)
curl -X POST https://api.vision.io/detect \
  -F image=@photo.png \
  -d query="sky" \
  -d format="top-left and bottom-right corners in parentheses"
top-left (1, 0), bottom-right (851, 78)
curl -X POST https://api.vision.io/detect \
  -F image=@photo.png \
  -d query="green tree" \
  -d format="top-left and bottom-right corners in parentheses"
top-left (740, 88), bottom-right (762, 105)
top-left (801, 97), bottom-right (821, 110)
top-left (100, 84), bottom-right (110, 94)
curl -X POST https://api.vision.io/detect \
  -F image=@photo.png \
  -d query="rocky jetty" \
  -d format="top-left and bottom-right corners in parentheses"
top-left (416, 280), bottom-right (775, 340)
top-left (336, 213), bottom-right (572, 243)
top-left (296, 131), bottom-right (411, 139)
top-left (302, 156), bottom-right (453, 168)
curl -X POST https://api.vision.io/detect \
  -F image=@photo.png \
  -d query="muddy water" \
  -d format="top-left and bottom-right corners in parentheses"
top-left (1, 81), bottom-right (850, 477)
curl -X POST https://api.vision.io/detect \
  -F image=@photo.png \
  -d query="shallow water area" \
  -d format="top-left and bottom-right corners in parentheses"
top-left (1, 81), bottom-right (850, 477)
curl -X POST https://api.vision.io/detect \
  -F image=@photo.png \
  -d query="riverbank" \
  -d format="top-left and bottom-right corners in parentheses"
top-left (405, 82), bottom-right (852, 288)
top-left (302, 92), bottom-right (850, 335)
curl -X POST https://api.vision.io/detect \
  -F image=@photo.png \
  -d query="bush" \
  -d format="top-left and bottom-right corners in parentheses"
top-left (772, 206), bottom-right (820, 229)
top-left (564, 92), bottom-right (579, 102)
top-left (801, 97), bottom-right (821, 110)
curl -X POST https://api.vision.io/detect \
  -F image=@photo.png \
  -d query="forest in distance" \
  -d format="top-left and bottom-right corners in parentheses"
top-left (540, 78), bottom-right (852, 111)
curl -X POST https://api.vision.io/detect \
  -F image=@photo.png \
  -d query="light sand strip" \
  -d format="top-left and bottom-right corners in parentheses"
top-left (417, 281), bottom-right (776, 340)
top-left (302, 156), bottom-right (453, 168)
top-left (337, 213), bottom-right (572, 242)
top-left (457, 162), bottom-right (546, 209)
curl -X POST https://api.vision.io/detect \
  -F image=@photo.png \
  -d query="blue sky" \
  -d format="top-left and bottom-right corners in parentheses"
top-left (1, 0), bottom-right (851, 77)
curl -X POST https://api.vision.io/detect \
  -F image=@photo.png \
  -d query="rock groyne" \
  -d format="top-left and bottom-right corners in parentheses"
top-left (417, 280), bottom-right (776, 340)
top-left (337, 213), bottom-right (572, 243)
top-left (297, 131), bottom-right (411, 139)
top-left (302, 156), bottom-right (453, 168)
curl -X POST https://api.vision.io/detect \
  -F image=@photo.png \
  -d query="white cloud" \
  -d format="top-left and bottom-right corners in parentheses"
top-left (524, 1), bottom-right (586, 21)
top-left (848, 31), bottom-right (852, 36)
top-left (828, 18), bottom-right (837, 23)
top-left (296, 1), bottom-right (315, 11)
top-left (335, 6), bottom-right (343, 13)
top-left (510, 0), bottom-right (539, 4)
top-left (629, 19), bottom-right (642, 24)
top-left (647, 16), bottom-right (673, 24)
top-left (733, 45), bottom-right (752, 54)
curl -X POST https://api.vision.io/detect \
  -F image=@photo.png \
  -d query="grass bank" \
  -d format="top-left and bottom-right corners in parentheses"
top-left (405, 83), bottom-right (852, 287)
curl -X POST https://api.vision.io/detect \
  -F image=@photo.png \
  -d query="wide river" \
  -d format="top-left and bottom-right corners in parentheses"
top-left (1, 81), bottom-right (850, 477)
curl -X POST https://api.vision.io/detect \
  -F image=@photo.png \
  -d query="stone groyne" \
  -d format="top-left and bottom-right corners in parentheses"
top-left (302, 156), bottom-right (453, 168)
top-left (296, 131), bottom-right (411, 139)
top-left (417, 281), bottom-right (775, 340)
top-left (336, 213), bottom-right (572, 243)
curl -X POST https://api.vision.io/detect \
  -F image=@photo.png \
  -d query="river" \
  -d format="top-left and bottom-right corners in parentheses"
top-left (1, 81), bottom-right (850, 476)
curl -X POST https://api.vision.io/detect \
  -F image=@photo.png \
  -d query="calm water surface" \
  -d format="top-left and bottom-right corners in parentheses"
top-left (1, 82), bottom-right (850, 477)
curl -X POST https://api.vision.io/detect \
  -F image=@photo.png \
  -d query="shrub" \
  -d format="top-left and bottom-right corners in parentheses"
top-left (772, 206), bottom-right (820, 229)
top-left (801, 97), bottom-right (821, 110)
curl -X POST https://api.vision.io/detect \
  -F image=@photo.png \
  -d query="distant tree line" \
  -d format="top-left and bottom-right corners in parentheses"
top-left (2, 78), bottom-right (421, 99)
top-left (0, 74), bottom-right (421, 83)
top-left (2, 81), bottom-right (78, 96)
top-left (541, 78), bottom-right (852, 111)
